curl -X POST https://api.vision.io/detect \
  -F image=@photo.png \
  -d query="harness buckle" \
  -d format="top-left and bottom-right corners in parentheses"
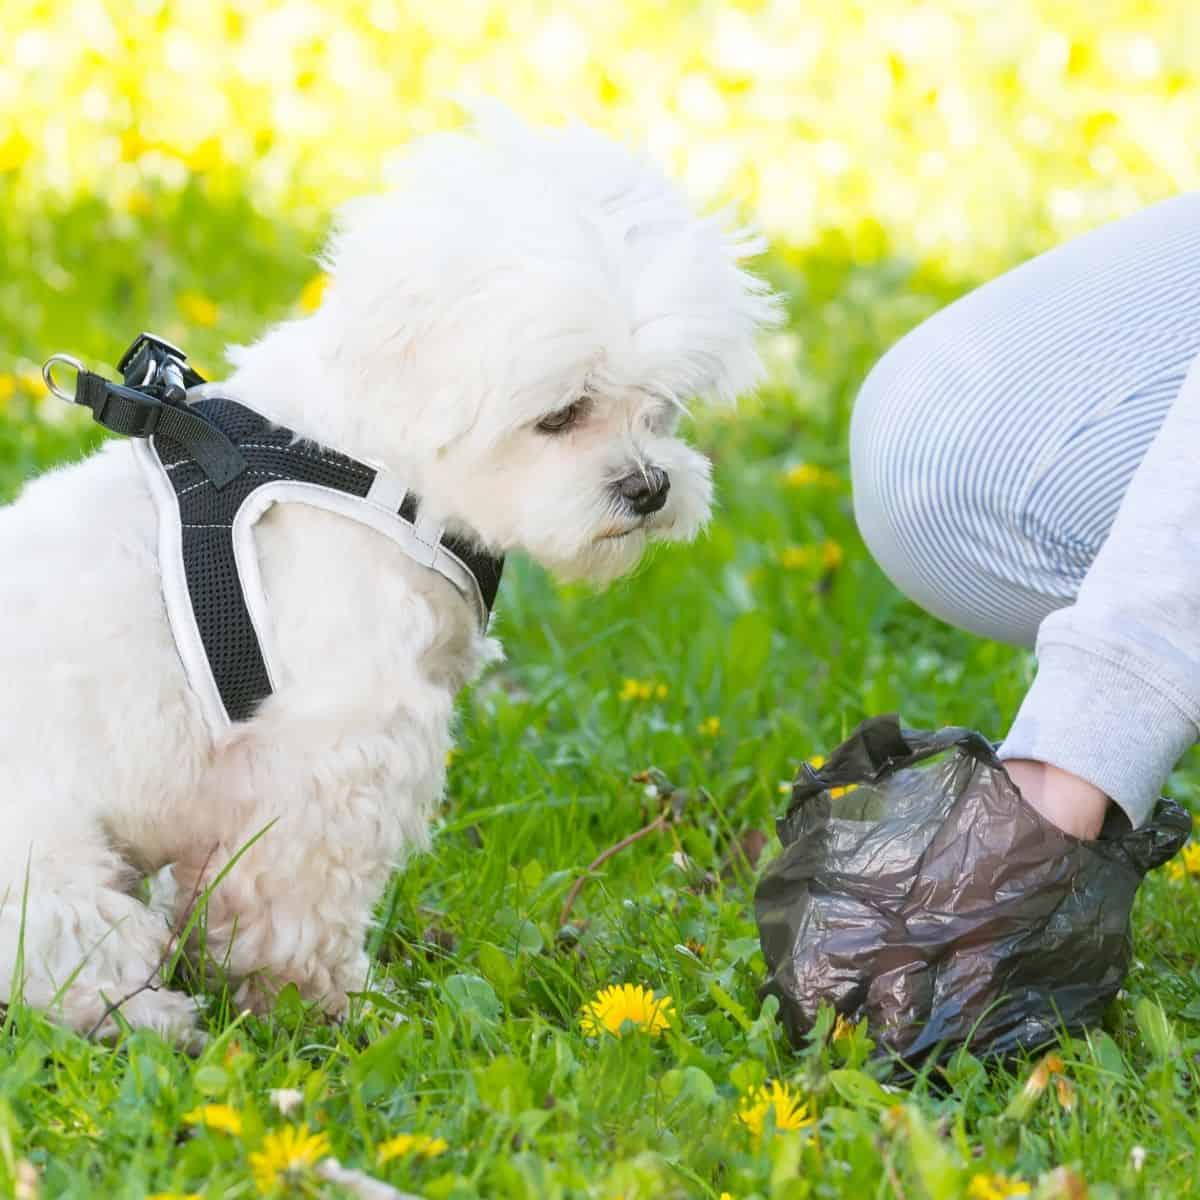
top-left (116, 331), bottom-right (186, 376)
top-left (117, 332), bottom-right (206, 399)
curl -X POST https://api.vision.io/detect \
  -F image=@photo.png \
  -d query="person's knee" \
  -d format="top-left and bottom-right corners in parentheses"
top-left (848, 323), bottom-right (1037, 642)
top-left (849, 327), bottom-right (966, 598)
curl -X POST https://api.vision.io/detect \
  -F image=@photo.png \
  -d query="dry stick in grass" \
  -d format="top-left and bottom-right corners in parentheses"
top-left (557, 811), bottom-right (671, 930)
top-left (85, 846), bottom-right (218, 1043)
top-left (83, 820), bottom-right (278, 1041)
top-left (883, 1155), bottom-right (907, 1200)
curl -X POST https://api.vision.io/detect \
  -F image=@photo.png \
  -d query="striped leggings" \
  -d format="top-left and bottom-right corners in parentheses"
top-left (849, 194), bottom-right (1200, 824)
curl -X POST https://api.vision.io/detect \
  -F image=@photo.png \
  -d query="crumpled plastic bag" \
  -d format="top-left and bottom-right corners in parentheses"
top-left (754, 715), bottom-right (1189, 1063)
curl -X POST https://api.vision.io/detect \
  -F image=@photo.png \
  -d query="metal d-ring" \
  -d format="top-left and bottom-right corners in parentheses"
top-left (41, 353), bottom-right (86, 403)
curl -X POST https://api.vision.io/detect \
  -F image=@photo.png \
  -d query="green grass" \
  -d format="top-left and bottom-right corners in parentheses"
top-left (3, 185), bottom-right (1200, 1199)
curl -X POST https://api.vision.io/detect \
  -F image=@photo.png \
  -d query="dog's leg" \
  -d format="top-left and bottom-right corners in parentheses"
top-left (169, 706), bottom-right (440, 1018)
top-left (0, 822), bottom-right (200, 1042)
top-left (173, 839), bottom-right (379, 1019)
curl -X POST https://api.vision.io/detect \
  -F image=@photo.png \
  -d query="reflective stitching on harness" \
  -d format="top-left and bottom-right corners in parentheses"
top-left (178, 468), bottom-right (292, 498)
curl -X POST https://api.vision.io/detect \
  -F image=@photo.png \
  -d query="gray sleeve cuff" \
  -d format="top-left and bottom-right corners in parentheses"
top-left (999, 640), bottom-right (1198, 828)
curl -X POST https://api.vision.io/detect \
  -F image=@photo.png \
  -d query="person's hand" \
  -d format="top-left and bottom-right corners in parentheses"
top-left (1003, 759), bottom-right (1109, 840)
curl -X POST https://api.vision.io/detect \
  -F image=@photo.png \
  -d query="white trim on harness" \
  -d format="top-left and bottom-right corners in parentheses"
top-left (134, 444), bottom-right (489, 738)
top-left (134, 437), bottom-right (231, 734)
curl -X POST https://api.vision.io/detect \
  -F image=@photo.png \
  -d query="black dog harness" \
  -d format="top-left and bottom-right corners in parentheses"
top-left (44, 334), bottom-right (503, 733)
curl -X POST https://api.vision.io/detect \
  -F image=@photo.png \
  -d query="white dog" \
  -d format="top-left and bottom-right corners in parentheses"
top-left (0, 110), bottom-right (776, 1040)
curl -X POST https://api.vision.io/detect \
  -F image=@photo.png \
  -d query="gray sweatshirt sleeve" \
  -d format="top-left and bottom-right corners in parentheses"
top-left (1000, 355), bottom-right (1200, 826)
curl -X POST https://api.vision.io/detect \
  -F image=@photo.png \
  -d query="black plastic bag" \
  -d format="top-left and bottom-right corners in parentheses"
top-left (755, 716), bottom-right (1189, 1063)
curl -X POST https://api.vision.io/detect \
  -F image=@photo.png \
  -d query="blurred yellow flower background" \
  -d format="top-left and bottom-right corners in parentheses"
top-left (4, 0), bottom-right (1199, 271)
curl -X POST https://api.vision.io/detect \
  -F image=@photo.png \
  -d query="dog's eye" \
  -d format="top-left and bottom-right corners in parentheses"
top-left (536, 400), bottom-right (585, 434)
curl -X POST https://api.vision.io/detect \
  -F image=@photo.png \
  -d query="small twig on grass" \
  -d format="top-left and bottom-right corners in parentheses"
top-left (557, 812), bottom-right (671, 931)
top-left (557, 768), bottom-right (694, 931)
top-left (883, 1154), bottom-right (907, 1200)
top-left (85, 846), bottom-right (217, 1043)
top-left (83, 820), bottom-right (278, 1043)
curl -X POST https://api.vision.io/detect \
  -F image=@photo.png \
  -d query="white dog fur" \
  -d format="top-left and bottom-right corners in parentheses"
top-left (0, 108), bottom-right (776, 1041)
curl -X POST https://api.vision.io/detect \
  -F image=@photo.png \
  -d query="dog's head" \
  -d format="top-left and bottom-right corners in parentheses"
top-left (320, 107), bottom-right (778, 583)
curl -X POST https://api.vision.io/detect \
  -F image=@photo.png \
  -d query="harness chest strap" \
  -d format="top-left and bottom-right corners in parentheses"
top-left (132, 394), bottom-right (503, 734)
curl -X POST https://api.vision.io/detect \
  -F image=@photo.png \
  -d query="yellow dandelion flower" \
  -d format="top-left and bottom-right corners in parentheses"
top-left (1020, 1051), bottom-right (1069, 1105)
top-left (821, 540), bottom-right (845, 571)
top-left (222, 1039), bottom-right (248, 1067)
top-left (298, 274), bottom-right (328, 313)
top-left (736, 1080), bottom-right (814, 1142)
top-left (184, 136), bottom-right (223, 173)
top-left (178, 291), bottom-right (220, 328)
top-left (0, 129), bottom-right (32, 172)
top-left (785, 463), bottom-right (820, 488)
top-left (122, 188), bottom-right (153, 217)
top-left (0, 374), bottom-right (15, 403)
top-left (698, 716), bottom-right (721, 737)
top-left (17, 369), bottom-right (44, 396)
top-left (784, 463), bottom-right (840, 489)
top-left (966, 1173), bottom-right (1031, 1200)
top-left (619, 679), bottom-right (666, 702)
top-left (1021, 1059), bottom-right (1052, 1101)
top-left (779, 545), bottom-right (814, 570)
top-left (119, 130), bottom-right (147, 162)
top-left (803, 755), bottom-right (855, 799)
top-left (719, 1194), bottom-right (734, 1200)
top-left (183, 1104), bottom-right (243, 1136)
top-left (1168, 842), bottom-right (1200, 881)
top-left (249, 1126), bottom-right (331, 1194)
top-left (579, 984), bottom-right (674, 1037)
top-left (377, 1132), bottom-right (450, 1163)
top-left (831, 1013), bottom-right (855, 1042)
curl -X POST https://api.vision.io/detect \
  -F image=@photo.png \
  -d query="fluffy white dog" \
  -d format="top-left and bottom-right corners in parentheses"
top-left (0, 110), bottom-right (776, 1041)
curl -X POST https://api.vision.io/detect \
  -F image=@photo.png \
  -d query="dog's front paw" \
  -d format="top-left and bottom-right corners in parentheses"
top-left (89, 987), bottom-right (205, 1050)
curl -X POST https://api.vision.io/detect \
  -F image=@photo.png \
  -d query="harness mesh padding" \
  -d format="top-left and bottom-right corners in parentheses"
top-left (151, 397), bottom-right (501, 723)
top-left (153, 399), bottom-right (376, 721)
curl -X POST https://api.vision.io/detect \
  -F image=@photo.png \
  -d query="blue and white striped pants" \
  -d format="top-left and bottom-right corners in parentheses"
top-left (851, 193), bottom-right (1200, 649)
top-left (850, 194), bottom-right (1200, 824)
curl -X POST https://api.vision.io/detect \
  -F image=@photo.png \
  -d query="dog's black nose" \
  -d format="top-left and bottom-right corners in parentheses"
top-left (615, 466), bottom-right (670, 515)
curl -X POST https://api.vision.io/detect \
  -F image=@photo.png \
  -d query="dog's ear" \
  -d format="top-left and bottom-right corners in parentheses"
top-left (317, 192), bottom-right (492, 455)
top-left (627, 215), bottom-right (783, 410)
